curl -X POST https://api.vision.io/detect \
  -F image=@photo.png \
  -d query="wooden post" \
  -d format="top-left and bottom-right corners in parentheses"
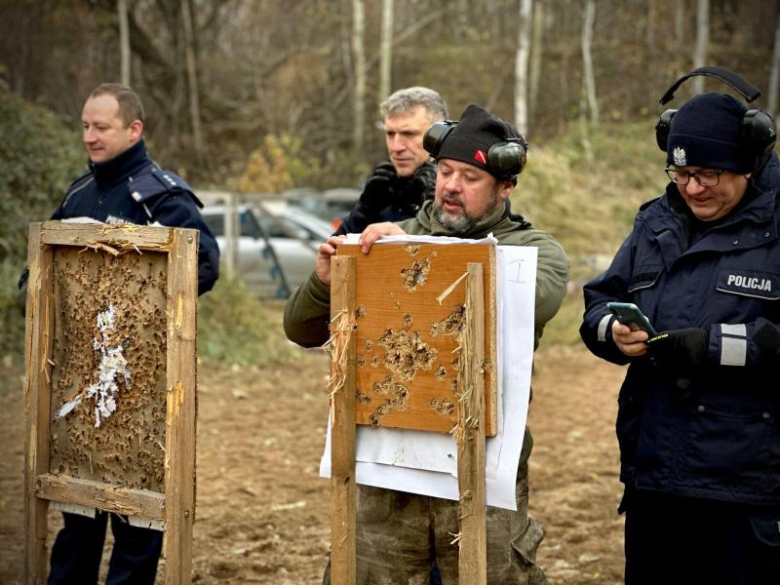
top-left (24, 222), bottom-right (53, 584)
top-left (457, 262), bottom-right (487, 584)
top-left (330, 256), bottom-right (357, 585)
top-left (224, 193), bottom-right (239, 281)
top-left (164, 228), bottom-right (199, 584)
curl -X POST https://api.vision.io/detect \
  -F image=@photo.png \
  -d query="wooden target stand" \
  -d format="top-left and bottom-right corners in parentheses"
top-left (23, 221), bottom-right (198, 584)
top-left (329, 243), bottom-right (493, 585)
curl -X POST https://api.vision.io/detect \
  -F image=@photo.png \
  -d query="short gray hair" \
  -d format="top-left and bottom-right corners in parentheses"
top-left (380, 87), bottom-right (447, 121)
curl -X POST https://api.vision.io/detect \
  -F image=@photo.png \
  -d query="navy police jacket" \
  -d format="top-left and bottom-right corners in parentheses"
top-left (580, 154), bottom-right (780, 506)
top-left (49, 140), bottom-right (219, 295)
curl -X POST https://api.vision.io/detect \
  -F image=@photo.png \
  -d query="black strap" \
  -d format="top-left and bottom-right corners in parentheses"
top-left (659, 66), bottom-right (762, 105)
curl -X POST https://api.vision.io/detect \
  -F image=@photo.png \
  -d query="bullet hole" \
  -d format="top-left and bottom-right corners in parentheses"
top-left (429, 397), bottom-right (455, 416)
top-left (378, 329), bottom-right (437, 382)
top-left (430, 304), bottom-right (466, 337)
top-left (399, 258), bottom-right (431, 292)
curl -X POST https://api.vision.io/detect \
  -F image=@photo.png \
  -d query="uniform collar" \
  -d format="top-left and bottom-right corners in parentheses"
top-left (89, 140), bottom-right (150, 189)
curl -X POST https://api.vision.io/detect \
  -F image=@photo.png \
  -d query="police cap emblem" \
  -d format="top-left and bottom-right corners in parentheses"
top-left (673, 146), bottom-right (687, 166)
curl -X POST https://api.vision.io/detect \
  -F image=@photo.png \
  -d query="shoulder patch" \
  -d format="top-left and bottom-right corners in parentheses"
top-left (128, 168), bottom-right (203, 208)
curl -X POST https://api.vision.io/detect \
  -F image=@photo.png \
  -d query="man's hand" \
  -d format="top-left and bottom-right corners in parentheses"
top-left (315, 235), bottom-right (346, 286)
top-left (358, 222), bottom-right (407, 254)
top-left (612, 320), bottom-right (649, 357)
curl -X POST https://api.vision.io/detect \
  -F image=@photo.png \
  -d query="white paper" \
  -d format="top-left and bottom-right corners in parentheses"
top-left (321, 237), bottom-right (537, 511)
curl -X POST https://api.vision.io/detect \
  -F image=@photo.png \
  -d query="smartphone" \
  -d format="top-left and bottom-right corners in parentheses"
top-left (606, 302), bottom-right (657, 337)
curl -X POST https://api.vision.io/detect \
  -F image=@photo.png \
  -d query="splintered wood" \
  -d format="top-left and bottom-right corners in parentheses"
top-left (337, 243), bottom-right (497, 436)
top-left (49, 247), bottom-right (168, 491)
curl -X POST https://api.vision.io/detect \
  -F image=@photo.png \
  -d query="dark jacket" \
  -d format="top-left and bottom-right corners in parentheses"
top-left (580, 153), bottom-right (780, 505)
top-left (37, 140), bottom-right (219, 295)
top-left (335, 161), bottom-right (436, 235)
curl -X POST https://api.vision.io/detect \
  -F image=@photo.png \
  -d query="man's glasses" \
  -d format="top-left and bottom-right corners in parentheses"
top-left (665, 166), bottom-right (724, 187)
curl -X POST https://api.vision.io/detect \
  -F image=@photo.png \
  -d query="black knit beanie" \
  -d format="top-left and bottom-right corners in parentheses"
top-left (436, 104), bottom-right (518, 177)
top-left (666, 93), bottom-right (753, 174)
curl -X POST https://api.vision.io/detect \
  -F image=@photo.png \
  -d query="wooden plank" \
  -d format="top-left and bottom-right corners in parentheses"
top-left (40, 220), bottom-right (173, 250)
top-left (36, 474), bottom-right (166, 521)
top-left (24, 222), bottom-right (53, 584)
top-left (164, 228), bottom-right (199, 585)
top-left (338, 243), bottom-right (497, 436)
top-left (330, 256), bottom-right (357, 585)
top-left (457, 263), bottom-right (487, 584)
top-left (49, 247), bottom-right (168, 491)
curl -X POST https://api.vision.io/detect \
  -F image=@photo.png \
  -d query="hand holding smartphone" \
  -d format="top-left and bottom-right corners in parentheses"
top-left (607, 302), bottom-right (657, 337)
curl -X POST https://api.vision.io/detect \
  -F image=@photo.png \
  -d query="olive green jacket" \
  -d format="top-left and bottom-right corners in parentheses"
top-left (283, 199), bottom-right (569, 350)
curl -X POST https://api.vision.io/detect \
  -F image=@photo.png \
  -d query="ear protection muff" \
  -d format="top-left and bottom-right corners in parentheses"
top-left (423, 120), bottom-right (529, 178)
top-left (655, 66), bottom-right (777, 158)
top-left (423, 120), bottom-right (457, 158)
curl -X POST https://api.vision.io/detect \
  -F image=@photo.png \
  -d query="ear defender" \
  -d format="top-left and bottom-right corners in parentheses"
top-left (655, 109), bottom-right (676, 152)
top-left (655, 67), bottom-right (777, 158)
top-left (423, 121), bottom-right (529, 178)
top-left (488, 138), bottom-right (527, 178)
top-left (423, 120), bottom-right (457, 158)
top-left (742, 109), bottom-right (777, 156)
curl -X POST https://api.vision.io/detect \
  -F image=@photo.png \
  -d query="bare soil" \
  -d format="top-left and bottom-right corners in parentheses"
top-left (0, 344), bottom-right (628, 584)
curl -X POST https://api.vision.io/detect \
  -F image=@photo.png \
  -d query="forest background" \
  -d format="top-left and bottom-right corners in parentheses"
top-left (1, 0), bottom-right (779, 361)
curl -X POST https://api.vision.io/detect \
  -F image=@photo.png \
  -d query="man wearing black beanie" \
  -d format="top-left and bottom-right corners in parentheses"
top-left (581, 86), bottom-right (780, 584)
top-left (285, 103), bottom-right (569, 584)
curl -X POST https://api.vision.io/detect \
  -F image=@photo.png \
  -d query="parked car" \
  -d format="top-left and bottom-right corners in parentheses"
top-left (201, 204), bottom-right (332, 298)
top-left (288, 187), bottom-right (360, 230)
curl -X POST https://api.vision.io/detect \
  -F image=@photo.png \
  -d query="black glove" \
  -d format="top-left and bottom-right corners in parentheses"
top-left (406, 161), bottom-right (437, 203)
top-left (646, 328), bottom-right (709, 371)
top-left (359, 161), bottom-right (398, 215)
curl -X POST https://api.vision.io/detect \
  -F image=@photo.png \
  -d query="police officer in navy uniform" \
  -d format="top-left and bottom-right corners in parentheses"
top-left (36, 83), bottom-right (219, 584)
top-left (580, 68), bottom-right (780, 584)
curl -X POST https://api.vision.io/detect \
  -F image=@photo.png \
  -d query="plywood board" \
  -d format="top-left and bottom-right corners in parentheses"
top-left (337, 242), bottom-right (496, 436)
top-left (49, 247), bottom-right (168, 492)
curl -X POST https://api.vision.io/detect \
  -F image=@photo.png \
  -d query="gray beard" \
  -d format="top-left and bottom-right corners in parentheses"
top-left (433, 205), bottom-right (476, 233)
top-left (433, 189), bottom-right (499, 234)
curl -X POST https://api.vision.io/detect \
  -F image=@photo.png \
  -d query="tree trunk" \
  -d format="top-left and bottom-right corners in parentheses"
top-left (514, 0), bottom-right (534, 136)
top-left (118, 0), bottom-right (131, 85)
top-left (352, 0), bottom-right (366, 153)
top-left (646, 0), bottom-right (655, 50)
top-left (675, 0), bottom-right (685, 46)
top-left (768, 11), bottom-right (780, 117)
top-left (692, 0), bottom-right (709, 95)
top-left (379, 0), bottom-right (394, 102)
top-left (582, 0), bottom-right (599, 127)
top-left (181, 0), bottom-right (204, 159)
top-left (529, 0), bottom-right (545, 126)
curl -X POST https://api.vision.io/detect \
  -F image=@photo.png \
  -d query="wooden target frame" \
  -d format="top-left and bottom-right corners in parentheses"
top-left (23, 221), bottom-right (198, 585)
top-left (329, 243), bottom-right (492, 585)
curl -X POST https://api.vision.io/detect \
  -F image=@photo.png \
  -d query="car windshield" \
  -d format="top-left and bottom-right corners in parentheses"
top-left (202, 209), bottom-right (264, 239)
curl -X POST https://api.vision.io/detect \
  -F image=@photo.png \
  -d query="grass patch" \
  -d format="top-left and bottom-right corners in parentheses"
top-left (539, 292), bottom-right (587, 348)
top-left (198, 276), bottom-right (295, 367)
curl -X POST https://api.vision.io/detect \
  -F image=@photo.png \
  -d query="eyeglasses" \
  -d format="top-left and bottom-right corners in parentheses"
top-left (665, 166), bottom-right (724, 187)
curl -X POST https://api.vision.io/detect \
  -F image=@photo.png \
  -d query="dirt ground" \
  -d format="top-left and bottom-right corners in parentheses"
top-left (0, 342), bottom-right (628, 584)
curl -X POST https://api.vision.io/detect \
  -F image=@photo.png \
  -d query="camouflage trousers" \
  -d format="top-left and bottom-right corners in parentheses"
top-left (323, 461), bottom-right (547, 585)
